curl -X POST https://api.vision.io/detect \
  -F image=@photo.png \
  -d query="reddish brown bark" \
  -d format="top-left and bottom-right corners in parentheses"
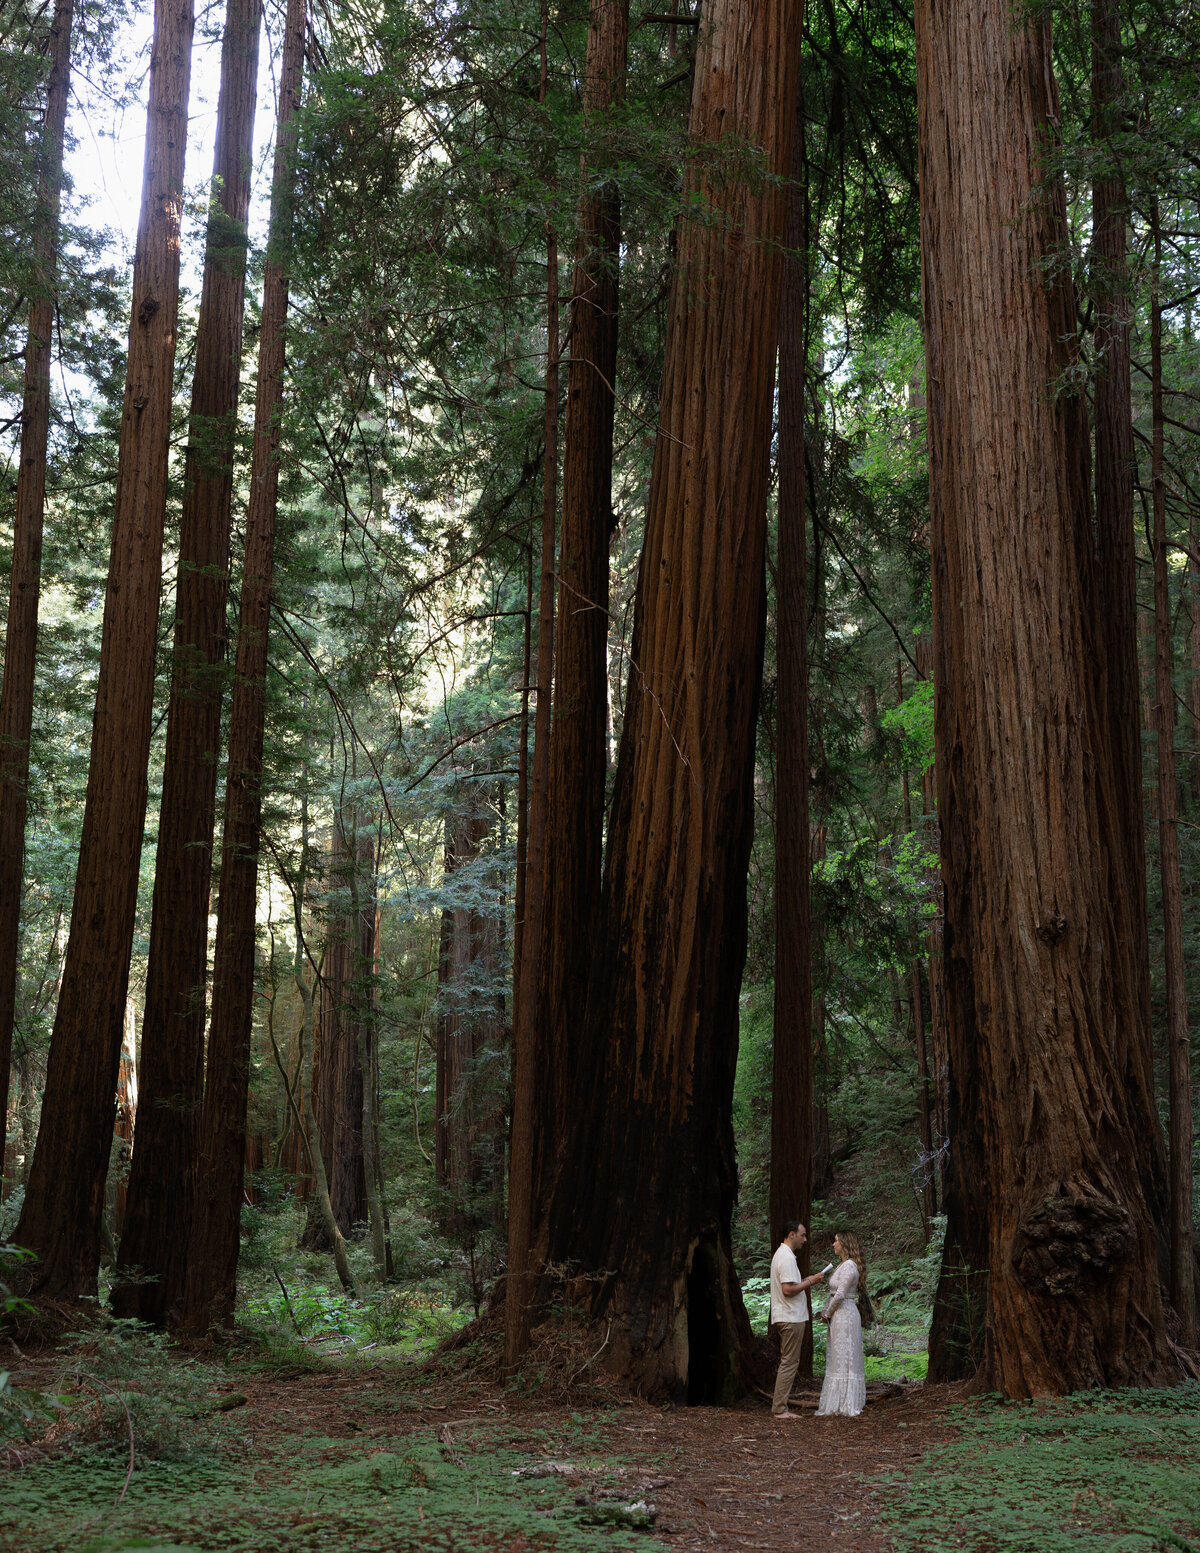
top-left (504, 0), bottom-right (560, 1372)
top-left (13, 0), bottom-right (194, 1299)
top-left (112, 0), bottom-right (261, 1323)
top-left (177, 0), bottom-right (305, 1333)
top-left (536, 0), bottom-right (628, 1217)
top-left (770, 72), bottom-right (813, 1268)
top-left (0, 0), bottom-right (74, 1178)
top-left (1150, 213), bottom-right (1196, 1345)
top-left (917, 0), bottom-right (1173, 1391)
top-left (542, 0), bottom-right (802, 1402)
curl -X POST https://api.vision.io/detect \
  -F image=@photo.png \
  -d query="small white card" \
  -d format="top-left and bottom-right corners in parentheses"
top-left (821, 1263), bottom-right (834, 1275)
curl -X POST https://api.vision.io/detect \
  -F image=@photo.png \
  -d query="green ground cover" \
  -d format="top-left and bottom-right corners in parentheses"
top-left (876, 1383), bottom-right (1200, 1553)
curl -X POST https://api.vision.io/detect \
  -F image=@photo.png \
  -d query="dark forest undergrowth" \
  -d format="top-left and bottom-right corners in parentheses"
top-left (2, 1321), bottom-right (1199, 1553)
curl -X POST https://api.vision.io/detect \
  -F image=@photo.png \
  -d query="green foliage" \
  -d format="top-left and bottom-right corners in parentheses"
top-left (882, 680), bottom-right (935, 774)
top-left (877, 1386), bottom-right (1200, 1553)
top-left (0, 1393), bottom-right (663, 1553)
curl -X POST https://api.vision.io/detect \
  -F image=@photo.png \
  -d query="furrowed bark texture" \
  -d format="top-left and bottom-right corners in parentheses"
top-left (177, 0), bottom-right (304, 1333)
top-left (113, 0), bottom-right (260, 1323)
top-left (544, 0), bottom-right (802, 1402)
top-left (1151, 230), bottom-right (1196, 1345)
top-left (0, 0), bottom-right (74, 1176)
top-left (13, 0), bottom-right (193, 1299)
top-left (535, 0), bottom-right (628, 1220)
top-left (505, 0), bottom-right (559, 1368)
top-left (770, 74), bottom-right (812, 1264)
top-left (1089, 0), bottom-right (1172, 1280)
top-left (504, 220), bottom-right (558, 1370)
top-left (917, 0), bottom-right (1174, 1392)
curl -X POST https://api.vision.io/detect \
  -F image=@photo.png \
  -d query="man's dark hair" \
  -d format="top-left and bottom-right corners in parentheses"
top-left (784, 1220), bottom-right (803, 1237)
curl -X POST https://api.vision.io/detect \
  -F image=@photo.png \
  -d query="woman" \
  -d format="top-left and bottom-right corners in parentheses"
top-left (816, 1231), bottom-right (867, 1417)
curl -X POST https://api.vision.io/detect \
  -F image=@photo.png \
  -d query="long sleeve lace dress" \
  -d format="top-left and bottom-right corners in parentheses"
top-left (816, 1258), bottom-right (866, 1417)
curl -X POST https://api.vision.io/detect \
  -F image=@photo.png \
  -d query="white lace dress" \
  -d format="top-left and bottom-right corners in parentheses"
top-left (816, 1258), bottom-right (866, 1417)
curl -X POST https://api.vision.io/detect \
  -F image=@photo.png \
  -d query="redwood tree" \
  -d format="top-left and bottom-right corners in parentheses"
top-left (177, 0), bottom-right (306, 1333)
top-left (917, 0), bottom-right (1175, 1392)
top-left (13, 0), bottom-right (194, 1298)
top-left (0, 0), bottom-right (73, 1177)
top-left (535, 0), bottom-right (629, 1215)
top-left (112, 0), bottom-right (261, 1324)
top-left (540, 0), bottom-right (803, 1401)
top-left (770, 66), bottom-right (813, 1264)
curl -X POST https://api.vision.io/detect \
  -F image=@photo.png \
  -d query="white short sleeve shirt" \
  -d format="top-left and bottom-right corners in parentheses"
top-left (770, 1241), bottom-right (809, 1324)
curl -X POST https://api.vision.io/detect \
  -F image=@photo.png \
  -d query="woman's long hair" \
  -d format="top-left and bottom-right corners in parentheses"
top-left (838, 1231), bottom-right (867, 1298)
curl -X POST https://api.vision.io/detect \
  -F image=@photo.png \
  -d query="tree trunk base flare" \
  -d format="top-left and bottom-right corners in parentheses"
top-left (916, 0), bottom-right (1178, 1395)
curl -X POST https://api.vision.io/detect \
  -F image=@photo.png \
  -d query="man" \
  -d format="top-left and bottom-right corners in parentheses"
top-left (770, 1220), bottom-right (826, 1419)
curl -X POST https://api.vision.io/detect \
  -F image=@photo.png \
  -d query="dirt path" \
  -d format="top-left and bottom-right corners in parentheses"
top-left (223, 1367), bottom-right (960, 1550)
top-left (4, 1353), bottom-right (960, 1551)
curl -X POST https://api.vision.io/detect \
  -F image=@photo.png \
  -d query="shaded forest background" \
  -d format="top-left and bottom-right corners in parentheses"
top-left (1, 0), bottom-right (1198, 1393)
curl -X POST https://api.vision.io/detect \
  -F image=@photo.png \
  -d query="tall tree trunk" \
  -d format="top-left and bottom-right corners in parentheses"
top-left (504, 0), bottom-right (560, 1372)
top-left (0, 0), bottom-right (73, 1175)
top-left (1151, 209), bottom-right (1196, 1346)
top-left (901, 662), bottom-right (937, 1234)
top-left (13, 0), bottom-right (194, 1300)
top-left (542, 0), bottom-right (802, 1402)
top-left (112, 0), bottom-right (261, 1324)
top-left (917, 0), bottom-right (1174, 1391)
top-left (770, 56), bottom-right (812, 1271)
top-left (176, 0), bottom-right (305, 1334)
top-left (536, 0), bottom-right (629, 1220)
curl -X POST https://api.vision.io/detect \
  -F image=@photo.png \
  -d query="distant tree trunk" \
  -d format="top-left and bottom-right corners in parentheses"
top-left (917, 0), bottom-right (1174, 1391)
top-left (0, 0), bottom-right (74, 1176)
top-left (13, 0), bottom-right (194, 1300)
top-left (108, 1007), bottom-right (138, 1242)
top-left (504, 0), bottom-right (560, 1371)
top-left (511, 549), bottom-right (533, 1021)
top-left (1151, 210), bottom-right (1196, 1346)
top-left (1191, 502), bottom-right (1200, 811)
top-left (112, 0), bottom-right (260, 1324)
top-left (357, 850), bottom-right (390, 1280)
top-left (536, 0), bottom-right (629, 1219)
top-left (542, 0), bottom-right (802, 1402)
top-left (301, 818), bottom-right (369, 1247)
top-left (770, 66), bottom-right (812, 1264)
top-left (176, 0), bottom-right (305, 1334)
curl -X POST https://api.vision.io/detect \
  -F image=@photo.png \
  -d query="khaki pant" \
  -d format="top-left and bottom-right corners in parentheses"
top-left (772, 1321), bottom-right (807, 1414)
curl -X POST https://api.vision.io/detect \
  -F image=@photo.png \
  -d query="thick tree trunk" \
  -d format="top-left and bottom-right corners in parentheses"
top-left (13, 0), bottom-right (194, 1300)
top-left (770, 70), bottom-right (812, 1264)
top-left (542, 0), bottom-right (802, 1402)
top-left (176, 0), bottom-right (305, 1333)
top-left (0, 0), bottom-right (73, 1175)
top-left (112, 0), bottom-right (260, 1324)
top-left (504, 0), bottom-right (560, 1370)
top-left (1151, 215), bottom-right (1196, 1346)
top-left (917, 0), bottom-right (1174, 1391)
top-left (536, 0), bottom-right (628, 1218)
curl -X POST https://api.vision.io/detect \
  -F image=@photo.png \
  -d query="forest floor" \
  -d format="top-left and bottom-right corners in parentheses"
top-left (2, 1331), bottom-right (1199, 1553)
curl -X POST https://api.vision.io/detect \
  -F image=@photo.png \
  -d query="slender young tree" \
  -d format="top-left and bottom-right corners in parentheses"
top-left (13, 0), bottom-right (194, 1298)
top-left (177, 0), bottom-right (306, 1333)
top-left (0, 0), bottom-right (73, 1177)
top-left (112, 0), bottom-right (261, 1324)
top-left (541, 0), bottom-right (803, 1400)
top-left (917, 0), bottom-right (1174, 1391)
top-left (1150, 207), bottom-right (1196, 1345)
top-left (536, 0), bottom-right (629, 1213)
